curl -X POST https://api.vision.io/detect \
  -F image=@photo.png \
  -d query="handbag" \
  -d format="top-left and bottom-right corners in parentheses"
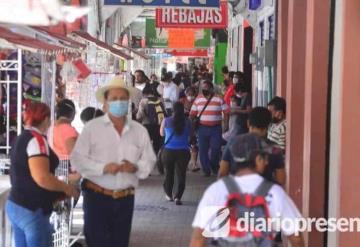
top-left (156, 131), bottom-right (175, 175)
top-left (193, 95), bottom-right (213, 131)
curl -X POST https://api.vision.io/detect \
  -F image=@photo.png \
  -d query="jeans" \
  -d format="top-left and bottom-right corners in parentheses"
top-left (5, 200), bottom-right (53, 247)
top-left (82, 188), bottom-right (134, 247)
top-left (162, 149), bottom-right (191, 200)
top-left (197, 125), bottom-right (223, 175)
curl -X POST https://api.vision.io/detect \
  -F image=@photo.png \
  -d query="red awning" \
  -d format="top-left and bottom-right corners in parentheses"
top-left (32, 27), bottom-right (86, 50)
top-left (71, 31), bottom-right (133, 60)
top-left (115, 44), bottom-right (150, 60)
top-left (0, 26), bottom-right (64, 51)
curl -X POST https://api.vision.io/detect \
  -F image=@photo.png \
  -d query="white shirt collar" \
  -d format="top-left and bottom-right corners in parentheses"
top-left (103, 114), bottom-right (131, 135)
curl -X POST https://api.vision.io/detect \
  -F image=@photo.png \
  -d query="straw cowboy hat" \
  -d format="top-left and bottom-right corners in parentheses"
top-left (96, 76), bottom-right (134, 103)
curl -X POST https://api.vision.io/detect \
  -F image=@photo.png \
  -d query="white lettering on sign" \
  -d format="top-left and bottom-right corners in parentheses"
top-left (160, 8), bottom-right (223, 25)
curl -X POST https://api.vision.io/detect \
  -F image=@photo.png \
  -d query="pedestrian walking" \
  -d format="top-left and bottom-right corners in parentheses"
top-left (190, 81), bottom-right (229, 176)
top-left (160, 102), bottom-right (191, 205)
top-left (70, 76), bottom-right (156, 247)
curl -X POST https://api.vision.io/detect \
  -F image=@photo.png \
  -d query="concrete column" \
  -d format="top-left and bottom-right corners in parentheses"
top-left (302, 0), bottom-right (331, 245)
top-left (275, 0), bottom-right (288, 97)
top-left (285, 0), bottom-right (307, 209)
top-left (329, 0), bottom-right (360, 245)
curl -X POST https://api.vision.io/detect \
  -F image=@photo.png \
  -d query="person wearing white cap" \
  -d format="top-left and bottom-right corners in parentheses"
top-left (70, 76), bottom-right (156, 247)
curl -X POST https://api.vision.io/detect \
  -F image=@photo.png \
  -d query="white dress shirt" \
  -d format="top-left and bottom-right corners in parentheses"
top-left (70, 114), bottom-right (156, 190)
top-left (161, 81), bottom-right (179, 109)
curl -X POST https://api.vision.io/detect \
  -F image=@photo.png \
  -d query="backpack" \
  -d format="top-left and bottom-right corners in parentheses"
top-left (146, 97), bottom-right (166, 125)
top-left (218, 176), bottom-right (275, 247)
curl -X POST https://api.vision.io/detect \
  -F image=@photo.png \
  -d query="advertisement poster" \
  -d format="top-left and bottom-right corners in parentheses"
top-left (145, 19), bottom-right (210, 48)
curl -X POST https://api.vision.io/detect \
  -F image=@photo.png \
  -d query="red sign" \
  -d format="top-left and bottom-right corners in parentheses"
top-left (156, 1), bottom-right (228, 29)
top-left (167, 49), bottom-right (208, 57)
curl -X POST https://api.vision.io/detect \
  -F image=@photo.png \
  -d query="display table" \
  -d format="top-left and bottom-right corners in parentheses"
top-left (0, 175), bottom-right (12, 247)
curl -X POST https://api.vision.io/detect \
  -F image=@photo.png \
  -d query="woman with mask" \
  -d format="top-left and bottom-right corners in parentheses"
top-left (160, 102), bottom-right (192, 205)
top-left (6, 102), bottom-right (79, 247)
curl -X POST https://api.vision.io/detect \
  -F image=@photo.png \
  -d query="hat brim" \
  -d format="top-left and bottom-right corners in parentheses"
top-left (96, 85), bottom-right (135, 103)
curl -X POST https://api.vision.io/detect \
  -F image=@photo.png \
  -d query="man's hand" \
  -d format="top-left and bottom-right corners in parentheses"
top-left (120, 160), bottom-right (138, 174)
top-left (103, 163), bottom-right (122, 175)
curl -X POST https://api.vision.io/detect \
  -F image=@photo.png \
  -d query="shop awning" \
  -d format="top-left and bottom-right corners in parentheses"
top-left (0, 26), bottom-right (64, 52)
top-left (32, 27), bottom-right (86, 50)
top-left (114, 44), bottom-right (150, 60)
top-left (71, 31), bottom-right (133, 60)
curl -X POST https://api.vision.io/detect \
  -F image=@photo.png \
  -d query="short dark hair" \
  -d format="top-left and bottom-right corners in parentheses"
top-left (222, 66), bottom-right (229, 74)
top-left (202, 80), bottom-right (214, 89)
top-left (229, 71), bottom-right (236, 80)
top-left (268, 96), bottom-right (286, 114)
top-left (248, 107), bottom-right (272, 129)
top-left (135, 70), bottom-right (146, 78)
top-left (56, 99), bottom-right (75, 120)
top-left (80, 107), bottom-right (104, 123)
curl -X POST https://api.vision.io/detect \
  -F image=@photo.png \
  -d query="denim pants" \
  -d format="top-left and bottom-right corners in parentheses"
top-left (82, 188), bottom-right (135, 247)
top-left (197, 125), bottom-right (223, 174)
top-left (5, 200), bottom-right (53, 247)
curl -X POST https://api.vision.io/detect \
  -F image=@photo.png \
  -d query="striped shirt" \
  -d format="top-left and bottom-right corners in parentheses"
top-left (268, 119), bottom-right (286, 150)
top-left (190, 95), bottom-right (229, 126)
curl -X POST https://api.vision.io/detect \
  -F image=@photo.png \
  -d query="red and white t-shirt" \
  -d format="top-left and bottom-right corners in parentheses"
top-left (190, 95), bottom-right (229, 126)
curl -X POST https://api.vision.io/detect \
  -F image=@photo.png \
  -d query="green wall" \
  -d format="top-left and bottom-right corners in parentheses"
top-left (214, 42), bottom-right (228, 85)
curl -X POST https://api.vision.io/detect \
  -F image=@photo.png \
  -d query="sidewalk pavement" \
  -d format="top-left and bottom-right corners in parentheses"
top-left (129, 171), bottom-right (214, 247)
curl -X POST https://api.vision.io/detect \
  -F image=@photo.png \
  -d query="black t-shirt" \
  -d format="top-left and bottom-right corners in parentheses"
top-left (9, 129), bottom-right (63, 214)
top-left (222, 136), bottom-right (285, 183)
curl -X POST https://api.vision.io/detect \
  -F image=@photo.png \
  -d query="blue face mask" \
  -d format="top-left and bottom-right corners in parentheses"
top-left (108, 100), bottom-right (129, 118)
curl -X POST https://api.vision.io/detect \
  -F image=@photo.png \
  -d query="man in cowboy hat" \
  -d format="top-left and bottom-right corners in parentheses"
top-left (71, 76), bottom-right (156, 247)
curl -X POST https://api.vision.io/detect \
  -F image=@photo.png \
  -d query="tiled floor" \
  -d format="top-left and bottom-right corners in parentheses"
top-left (130, 171), bottom-right (214, 247)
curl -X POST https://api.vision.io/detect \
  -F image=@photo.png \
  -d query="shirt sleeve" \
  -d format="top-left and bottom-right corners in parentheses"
top-left (26, 136), bottom-right (50, 157)
top-left (70, 125), bottom-right (105, 177)
top-left (135, 127), bottom-right (157, 179)
top-left (270, 185), bottom-right (303, 236)
top-left (192, 181), bottom-right (226, 229)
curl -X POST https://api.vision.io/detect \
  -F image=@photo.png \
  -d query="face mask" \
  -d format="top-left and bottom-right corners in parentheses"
top-left (108, 100), bottom-right (129, 118)
top-left (187, 96), bottom-right (195, 102)
top-left (233, 78), bottom-right (239, 84)
top-left (202, 89), bottom-right (210, 97)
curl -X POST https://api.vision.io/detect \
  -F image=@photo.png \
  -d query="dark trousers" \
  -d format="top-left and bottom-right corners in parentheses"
top-left (197, 125), bottom-right (222, 175)
top-left (144, 124), bottom-right (163, 154)
top-left (82, 189), bottom-right (134, 247)
top-left (162, 149), bottom-right (190, 200)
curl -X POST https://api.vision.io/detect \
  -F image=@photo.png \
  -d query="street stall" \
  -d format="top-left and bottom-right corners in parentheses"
top-left (0, 25), bottom-right (86, 247)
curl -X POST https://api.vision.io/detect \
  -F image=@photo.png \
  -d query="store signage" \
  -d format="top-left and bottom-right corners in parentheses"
top-left (156, 1), bottom-right (227, 28)
top-left (104, 0), bottom-right (220, 8)
top-left (167, 49), bottom-right (208, 57)
top-left (145, 18), bottom-right (210, 48)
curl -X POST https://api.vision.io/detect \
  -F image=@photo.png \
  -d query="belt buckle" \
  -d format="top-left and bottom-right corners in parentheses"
top-left (112, 189), bottom-right (122, 199)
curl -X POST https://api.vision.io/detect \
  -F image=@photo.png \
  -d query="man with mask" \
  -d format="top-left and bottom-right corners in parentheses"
top-left (190, 81), bottom-right (229, 177)
top-left (70, 76), bottom-right (156, 247)
top-left (267, 96), bottom-right (286, 151)
top-left (160, 72), bottom-right (179, 116)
